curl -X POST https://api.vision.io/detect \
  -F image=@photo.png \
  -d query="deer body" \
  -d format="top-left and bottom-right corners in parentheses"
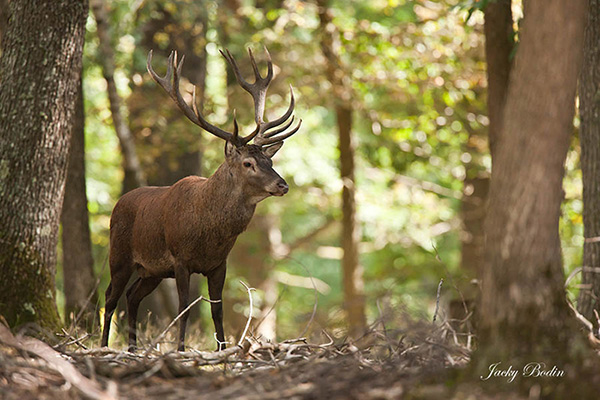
top-left (101, 48), bottom-right (301, 351)
top-left (118, 172), bottom-right (255, 280)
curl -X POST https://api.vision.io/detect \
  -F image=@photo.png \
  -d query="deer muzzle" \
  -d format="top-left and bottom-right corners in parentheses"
top-left (270, 179), bottom-right (289, 196)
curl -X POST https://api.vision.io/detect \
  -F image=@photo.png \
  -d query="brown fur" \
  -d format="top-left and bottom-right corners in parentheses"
top-left (101, 145), bottom-right (288, 351)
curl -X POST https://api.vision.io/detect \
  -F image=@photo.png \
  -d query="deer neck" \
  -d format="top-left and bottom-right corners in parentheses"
top-left (200, 163), bottom-right (256, 232)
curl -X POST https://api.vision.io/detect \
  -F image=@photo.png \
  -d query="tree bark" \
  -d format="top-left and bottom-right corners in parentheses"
top-left (0, 0), bottom-right (88, 330)
top-left (578, 0), bottom-right (600, 326)
top-left (476, 0), bottom-right (587, 372)
top-left (484, 0), bottom-right (513, 160)
top-left (0, 0), bottom-right (8, 52)
top-left (91, 0), bottom-right (146, 194)
top-left (61, 79), bottom-right (98, 329)
top-left (318, 0), bottom-right (366, 336)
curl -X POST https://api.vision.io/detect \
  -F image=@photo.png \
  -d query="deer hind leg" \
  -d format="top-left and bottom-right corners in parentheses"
top-left (175, 266), bottom-right (191, 351)
top-left (208, 265), bottom-right (227, 351)
top-left (126, 276), bottom-right (162, 352)
top-left (101, 262), bottom-right (134, 347)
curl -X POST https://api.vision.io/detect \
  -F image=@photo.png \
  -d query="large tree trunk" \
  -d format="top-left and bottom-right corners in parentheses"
top-left (91, 0), bottom-right (146, 194)
top-left (0, 0), bottom-right (88, 330)
top-left (578, 0), bottom-right (600, 326)
top-left (476, 0), bottom-right (586, 371)
top-left (62, 79), bottom-right (98, 330)
top-left (318, 0), bottom-right (366, 336)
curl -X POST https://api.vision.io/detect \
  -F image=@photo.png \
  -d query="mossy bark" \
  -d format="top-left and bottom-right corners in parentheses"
top-left (0, 0), bottom-right (88, 331)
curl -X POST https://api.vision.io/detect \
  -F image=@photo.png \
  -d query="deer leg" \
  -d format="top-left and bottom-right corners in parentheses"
top-left (101, 265), bottom-right (133, 347)
top-left (175, 266), bottom-right (191, 351)
top-left (126, 277), bottom-right (162, 352)
top-left (207, 265), bottom-right (227, 351)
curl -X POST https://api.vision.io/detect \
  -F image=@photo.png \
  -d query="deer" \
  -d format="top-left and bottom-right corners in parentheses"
top-left (100, 47), bottom-right (301, 352)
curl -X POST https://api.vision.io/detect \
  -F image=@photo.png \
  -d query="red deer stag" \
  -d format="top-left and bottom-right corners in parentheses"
top-left (100, 48), bottom-right (301, 351)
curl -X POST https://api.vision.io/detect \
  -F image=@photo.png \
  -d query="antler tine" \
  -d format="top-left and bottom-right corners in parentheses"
top-left (147, 50), bottom-right (174, 92)
top-left (221, 48), bottom-right (274, 128)
top-left (248, 48), bottom-right (261, 81)
top-left (147, 50), bottom-right (236, 144)
top-left (232, 110), bottom-right (239, 142)
top-left (263, 116), bottom-right (295, 138)
top-left (252, 85), bottom-right (298, 146)
top-left (248, 47), bottom-right (274, 83)
top-left (258, 85), bottom-right (295, 134)
top-left (220, 49), bottom-right (251, 91)
top-left (255, 119), bottom-right (302, 146)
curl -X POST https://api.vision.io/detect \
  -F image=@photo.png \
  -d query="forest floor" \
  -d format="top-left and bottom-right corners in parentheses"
top-left (0, 314), bottom-right (495, 400)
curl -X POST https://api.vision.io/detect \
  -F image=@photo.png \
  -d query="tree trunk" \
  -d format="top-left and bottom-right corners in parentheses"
top-left (0, 0), bottom-right (88, 330)
top-left (476, 0), bottom-right (587, 373)
top-left (484, 0), bottom-right (513, 160)
top-left (337, 106), bottom-right (366, 336)
top-left (318, 0), bottom-right (366, 336)
top-left (91, 0), bottom-right (146, 194)
top-left (578, 0), bottom-right (600, 326)
top-left (62, 79), bottom-right (98, 330)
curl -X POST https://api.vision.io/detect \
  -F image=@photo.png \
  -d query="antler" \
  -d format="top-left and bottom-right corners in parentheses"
top-left (147, 50), bottom-right (245, 146)
top-left (220, 48), bottom-right (302, 147)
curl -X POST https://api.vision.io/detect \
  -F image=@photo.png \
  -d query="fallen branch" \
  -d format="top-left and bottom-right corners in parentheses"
top-left (0, 324), bottom-right (117, 400)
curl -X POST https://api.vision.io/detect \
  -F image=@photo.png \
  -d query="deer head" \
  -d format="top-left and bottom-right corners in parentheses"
top-left (147, 48), bottom-right (301, 203)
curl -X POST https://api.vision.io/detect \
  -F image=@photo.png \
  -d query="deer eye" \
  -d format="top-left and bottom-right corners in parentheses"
top-left (243, 161), bottom-right (252, 168)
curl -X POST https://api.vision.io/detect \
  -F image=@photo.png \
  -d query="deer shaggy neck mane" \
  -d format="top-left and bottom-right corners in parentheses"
top-left (177, 164), bottom-right (258, 235)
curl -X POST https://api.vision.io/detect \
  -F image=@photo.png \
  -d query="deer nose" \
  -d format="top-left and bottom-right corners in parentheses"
top-left (278, 181), bottom-right (289, 194)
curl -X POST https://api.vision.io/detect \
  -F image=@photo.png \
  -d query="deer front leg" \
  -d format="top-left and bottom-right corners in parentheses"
top-left (175, 266), bottom-right (191, 351)
top-left (207, 265), bottom-right (226, 351)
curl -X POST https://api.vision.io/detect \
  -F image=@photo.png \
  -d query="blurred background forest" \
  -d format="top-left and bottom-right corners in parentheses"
top-left (49, 0), bottom-right (582, 345)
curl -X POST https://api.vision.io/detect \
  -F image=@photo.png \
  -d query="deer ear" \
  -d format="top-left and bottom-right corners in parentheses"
top-left (225, 140), bottom-right (240, 158)
top-left (263, 142), bottom-right (284, 158)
